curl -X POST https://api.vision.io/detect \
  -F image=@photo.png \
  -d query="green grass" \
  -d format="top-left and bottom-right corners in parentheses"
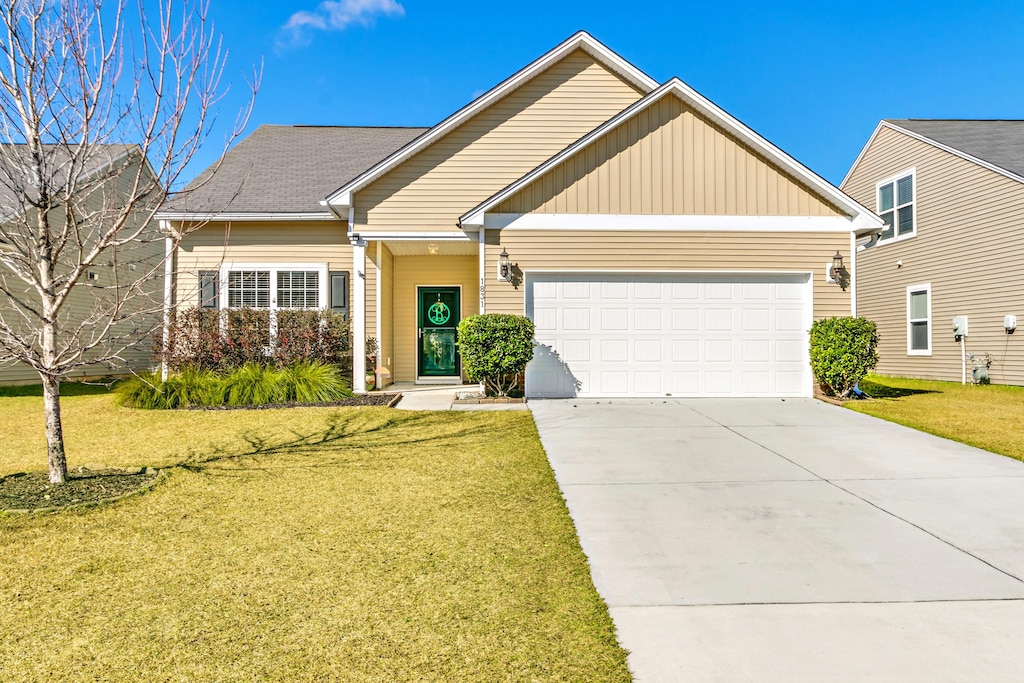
top-left (0, 388), bottom-right (629, 682)
top-left (848, 375), bottom-right (1024, 461)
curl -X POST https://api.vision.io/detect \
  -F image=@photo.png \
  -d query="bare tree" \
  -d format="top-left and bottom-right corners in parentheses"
top-left (0, 0), bottom-right (257, 483)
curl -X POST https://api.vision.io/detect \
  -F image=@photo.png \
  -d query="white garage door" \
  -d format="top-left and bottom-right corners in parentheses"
top-left (525, 273), bottom-right (812, 398)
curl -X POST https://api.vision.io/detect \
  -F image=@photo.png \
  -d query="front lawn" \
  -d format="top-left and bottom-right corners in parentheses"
top-left (848, 375), bottom-right (1024, 461)
top-left (0, 388), bottom-right (629, 681)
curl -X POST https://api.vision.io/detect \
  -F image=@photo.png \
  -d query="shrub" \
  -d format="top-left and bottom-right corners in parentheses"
top-left (457, 314), bottom-right (535, 397)
top-left (161, 307), bottom-right (351, 373)
top-left (809, 317), bottom-right (879, 398)
top-left (116, 361), bottom-right (353, 409)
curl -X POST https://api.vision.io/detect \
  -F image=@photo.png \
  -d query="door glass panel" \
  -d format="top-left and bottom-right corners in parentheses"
top-left (421, 329), bottom-right (457, 375)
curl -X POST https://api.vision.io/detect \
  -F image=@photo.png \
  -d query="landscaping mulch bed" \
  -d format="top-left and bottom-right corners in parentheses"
top-left (1, 468), bottom-right (160, 512)
top-left (194, 393), bottom-right (401, 411)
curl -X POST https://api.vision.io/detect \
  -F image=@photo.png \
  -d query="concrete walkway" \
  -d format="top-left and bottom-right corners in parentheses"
top-left (379, 383), bottom-right (529, 411)
top-left (531, 398), bottom-right (1024, 682)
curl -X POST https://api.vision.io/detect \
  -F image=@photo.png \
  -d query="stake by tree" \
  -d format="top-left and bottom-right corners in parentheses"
top-left (0, 0), bottom-right (257, 483)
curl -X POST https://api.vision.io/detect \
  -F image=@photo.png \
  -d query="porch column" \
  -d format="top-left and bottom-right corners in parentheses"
top-left (352, 236), bottom-right (367, 393)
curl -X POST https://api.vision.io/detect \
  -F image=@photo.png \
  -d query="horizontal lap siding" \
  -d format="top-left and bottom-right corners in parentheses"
top-left (355, 51), bottom-right (644, 233)
top-left (392, 256), bottom-right (478, 383)
top-left (842, 127), bottom-right (1024, 385)
top-left (496, 95), bottom-right (844, 217)
top-left (175, 221), bottom-right (351, 309)
top-left (484, 230), bottom-right (849, 319)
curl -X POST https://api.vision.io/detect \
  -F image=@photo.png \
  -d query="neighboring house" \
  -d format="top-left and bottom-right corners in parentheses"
top-left (842, 120), bottom-right (1024, 385)
top-left (159, 32), bottom-right (881, 398)
top-left (0, 145), bottom-right (164, 384)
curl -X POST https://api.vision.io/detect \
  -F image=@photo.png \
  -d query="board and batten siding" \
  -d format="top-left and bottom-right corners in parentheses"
top-left (842, 125), bottom-right (1024, 385)
top-left (354, 50), bottom-right (645, 233)
top-left (392, 255), bottom-right (478, 383)
top-left (175, 221), bottom-right (351, 308)
top-left (496, 94), bottom-right (844, 217)
top-left (484, 230), bottom-right (850, 319)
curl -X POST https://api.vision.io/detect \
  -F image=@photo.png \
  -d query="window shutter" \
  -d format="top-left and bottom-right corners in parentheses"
top-left (198, 270), bottom-right (218, 309)
top-left (330, 272), bottom-right (349, 312)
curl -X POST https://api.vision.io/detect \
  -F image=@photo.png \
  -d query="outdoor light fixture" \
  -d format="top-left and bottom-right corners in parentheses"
top-left (829, 251), bottom-right (844, 282)
top-left (497, 248), bottom-right (511, 281)
top-left (427, 242), bottom-right (439, 255)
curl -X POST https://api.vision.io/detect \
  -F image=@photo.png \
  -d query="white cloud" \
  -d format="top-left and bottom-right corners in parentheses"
top-left (280, 0), bottom-right (404, 47)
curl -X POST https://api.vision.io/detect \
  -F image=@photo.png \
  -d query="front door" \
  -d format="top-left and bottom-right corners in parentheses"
top-left (417, 287), bottom-right (460, 378)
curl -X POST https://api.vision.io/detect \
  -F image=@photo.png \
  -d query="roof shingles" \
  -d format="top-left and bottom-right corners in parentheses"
top-left (888, 119), bottom-right (1024, 180)
top-left (163, 125), bottom-right (427, 215)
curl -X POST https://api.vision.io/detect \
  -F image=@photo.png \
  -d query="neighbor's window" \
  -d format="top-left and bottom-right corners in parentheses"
top-left (878, 169), bottom-right (915, 241)
top-left (227, 270), bottom-right (270, 308)
top-left (198, 270), bottom-right (218, 309)
top-left (907, 284), bottom-right (931, 355)
top-left (277, 270), bottom-right (320, 309)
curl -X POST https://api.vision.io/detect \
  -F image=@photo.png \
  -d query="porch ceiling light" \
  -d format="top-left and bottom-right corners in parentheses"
top-left (498, 248), bottom-right (511, 281)
top-left (829, 251), bottom-right (844, 282)
top-left (427, 242), bottom-right (439, 255)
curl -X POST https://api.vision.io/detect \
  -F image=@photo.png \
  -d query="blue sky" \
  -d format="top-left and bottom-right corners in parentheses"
top-left (195, 0), bottom-right (1024, 186)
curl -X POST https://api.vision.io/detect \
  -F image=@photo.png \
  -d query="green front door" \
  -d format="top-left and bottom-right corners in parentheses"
top-left (417, 287), bottom-right (460, 378)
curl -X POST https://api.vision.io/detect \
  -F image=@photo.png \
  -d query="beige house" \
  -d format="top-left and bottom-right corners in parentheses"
top-left (159, 32), bottom-right (881, 398)
top-left (843, 120), bottom-right (1024, 385)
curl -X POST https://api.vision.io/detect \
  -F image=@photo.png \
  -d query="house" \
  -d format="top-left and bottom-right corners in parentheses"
top-left (842, 120), bottom-right (1024, 385)
top-left (158, 32), bottom-right (881, 398)
top-left (0, 145), bottom-right (164, 385)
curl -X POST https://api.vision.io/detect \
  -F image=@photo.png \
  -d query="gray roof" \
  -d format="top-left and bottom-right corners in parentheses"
top-left (888, 120), bottom-right (1024, 179)
top-left (163, 125), bottom-right (428, 215)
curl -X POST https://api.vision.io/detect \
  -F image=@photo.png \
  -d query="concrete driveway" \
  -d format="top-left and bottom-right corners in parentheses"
top-left (530, 398), bottom-right (1024, 682)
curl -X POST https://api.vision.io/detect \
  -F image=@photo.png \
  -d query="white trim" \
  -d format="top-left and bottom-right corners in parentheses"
top-left (850, 231), bottom-right (857, 317)
top-left (462, 78), bottom-right (883, 230)
top-left (326, 31), bottom-right (657, 209)
top-left (156, 212), bottom-right (338, 222)
top-left (161, 231), bottom-right (174, 382)
top-left (906, 283), bottom-right (932, 356)
top-left (355, 231), bottom-right (474, 241)
top-left (352, 242), bottom-right (367, 393)
top-left (841, 121), bottom-right (887, 188)
top-left (521, 270), bottom-right (815, 398)
top-left (874, 167), bottom-right (917, 246)
top-left (484, 213), bottom-right (864, 232)
top-left (414, 284), bottom-right (463, 383)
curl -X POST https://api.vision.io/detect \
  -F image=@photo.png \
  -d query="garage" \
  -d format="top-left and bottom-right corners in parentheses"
top-left (525, 273), bottom-right (812, 398)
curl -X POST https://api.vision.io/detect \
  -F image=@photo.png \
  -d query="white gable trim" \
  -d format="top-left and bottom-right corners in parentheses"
top-left (858, 121), bottom-right (1024, 188)
top-left (840, 120), bottom-right (887, 188)
top-left (462, 79), bottom-right (883, 231)
top-left (486, 213), bottom-right (868, 233)
top-left (323, 31), bottom-right (657, 210)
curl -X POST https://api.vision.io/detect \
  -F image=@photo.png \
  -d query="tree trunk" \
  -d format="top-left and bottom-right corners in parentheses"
top-left (41, 373), bottom-right (68, 484)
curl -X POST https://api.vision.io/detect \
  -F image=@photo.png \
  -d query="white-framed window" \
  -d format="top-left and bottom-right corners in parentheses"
top-left (218, 263), bottom-right (328, 311)
top-left (906, 283), bottom-right (931, 355)
top-left (877, 168), bottom-right (916, 242)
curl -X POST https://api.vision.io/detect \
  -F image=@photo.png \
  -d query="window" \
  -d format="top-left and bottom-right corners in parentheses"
top-left (198, 270), bottom-right (218, 309)
top-left (277, 270), bottom-right (320, 308)
top-left (330, 271), bottom-right (349, 313)
top-left (227, 270), bottom-right (270, 308)
top-left (907, 284), bottom-right (931, 355)
top-left (877, 169), bottom-right (915, 241)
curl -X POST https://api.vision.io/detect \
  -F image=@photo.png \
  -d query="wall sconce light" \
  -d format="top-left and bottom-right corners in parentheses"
top-left (825, 250), bottom-right (847, 286)
top-left (830, 251), bottom-right (844, 281)
top-left (427, 242), bottom-right (439, 255)
top-left (497, 248), bottom-right (511, 281)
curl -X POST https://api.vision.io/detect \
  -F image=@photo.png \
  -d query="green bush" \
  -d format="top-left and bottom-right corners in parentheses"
top-left (809, 317), bottom-right (879, 398)
top-left (116, 361), bottom-right (353, 409)
top-left (457, 314), bottom-right (535, 397)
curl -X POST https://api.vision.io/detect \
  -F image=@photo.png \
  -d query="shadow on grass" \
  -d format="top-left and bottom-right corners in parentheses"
top-left (858, 380), bottom-right (939, 399)
top-left (177, 411), bottom-right (511, 476)
top-left (0, 381), bottom-right (113, 398)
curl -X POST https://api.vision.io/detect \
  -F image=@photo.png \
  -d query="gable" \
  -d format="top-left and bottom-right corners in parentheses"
top-left (494, 93), bottom-right (844, 217)
top-left (353, 50), bottom-right (646, 232)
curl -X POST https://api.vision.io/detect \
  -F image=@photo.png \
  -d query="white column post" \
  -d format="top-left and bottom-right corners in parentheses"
top-left (478, 228), bottom-right (486, 315)
top-left (160, 225), bottom-right (174, 382)
top-left (352, 236), bottom-right (367, 393)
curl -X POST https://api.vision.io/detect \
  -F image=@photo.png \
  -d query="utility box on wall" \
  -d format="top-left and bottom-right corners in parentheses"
top-left (952, 316), bottom-right (969, 340)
